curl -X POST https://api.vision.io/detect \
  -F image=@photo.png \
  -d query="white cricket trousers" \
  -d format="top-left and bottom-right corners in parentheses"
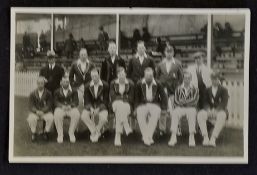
top-left (54, 107), bottom-right (80, 138)
top-left (112, 100), bottom-right (131, 134)
top-left (197, 109), bottom-right (226, 138)
top-left (81, 109), bottom-right (108, 134)
top-left (136, 103), bottom-right (161, 140)
top-left (171, 107), bottom-right (196, 134)
top-left (27, 112), bottom-right (54, 133)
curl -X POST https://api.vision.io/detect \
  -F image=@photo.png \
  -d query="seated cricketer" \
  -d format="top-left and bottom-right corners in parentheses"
top-left (27, 76), bottom-right (54, 142)
top-left (109, 67), bottom-right (134, 146)
top-left (53, 76), bottom-right (80, 143)
top-left (197, 72), bottom-right (229, 147)
top-left (135, 67), bottom-right (168, 146)
top-left (81, 68), bottom-right (109, 143)
top-left (169, 71), bottom-right (199, 147)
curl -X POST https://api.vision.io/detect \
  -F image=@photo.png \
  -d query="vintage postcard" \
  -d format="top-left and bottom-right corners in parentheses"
top-left (9, 8), bottom-right (250, 163)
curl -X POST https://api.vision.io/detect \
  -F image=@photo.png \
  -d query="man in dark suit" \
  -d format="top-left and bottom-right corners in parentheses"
top-left (27, 76), bottom-right (54, 141)
top-left (81, 69), bottom-right (109, 143)
top-left (109, 67), bottom-right (134, 146)
top-left (127, 41), bottom-right (155, 84)
top-left (69, 48), bottom-right (95, 109)
top-left (39, 50), bottom-right (65, 96)
top-left (135, 67), bottom-right (168, 146)
top-left (156, 45), bottom-right (183, 133)
top-left (197, 72), bottom-right (229, 147)
top-left (100, 41), bottom-right (126, 84)
top-left (53, 76), bottom-right (80, 143)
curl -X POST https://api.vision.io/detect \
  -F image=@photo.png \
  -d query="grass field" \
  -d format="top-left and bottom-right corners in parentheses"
top-left (13, 96), bottom-right (244, 157)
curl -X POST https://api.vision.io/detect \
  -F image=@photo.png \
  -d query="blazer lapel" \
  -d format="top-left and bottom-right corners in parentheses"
top-left (161, 62), bottom-right (168, 75)
top-left (141, 83), bottom-right (146, 101)
top-left (114, 83), bottom-right (119, 93)
top-left (152, 84), bottom-right (157, 99)
top-left (125, 83), bottom-right (130, 93)
top-left (97, 85), bottom-right (103, 98)
top-left (76, 64), bottom-right (85, 79)
top-left (89, 85), bottom-right (95, 98)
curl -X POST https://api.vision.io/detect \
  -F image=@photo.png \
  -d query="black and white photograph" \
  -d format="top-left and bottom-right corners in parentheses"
top-left (9, 8), bottom-right (250, 163)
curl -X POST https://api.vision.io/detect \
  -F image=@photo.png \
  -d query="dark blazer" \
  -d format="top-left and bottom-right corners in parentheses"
top-left (29, 89), bottom-right (53, 113)
top-left (135, 79), bottom-right (168, 110)
top-left (69, 60), bottom-right (95, 89)
top-left (39, 64), bottom-right (65, 94)
top-left (156, 58), bottom-right (183, 95)
top-left (100, 55), bottom-right (126, 84)
top-left (54, 88), bottom-right (79, 108)
top-left (84, 80), bottom-right (109, 111)
top-left (127, 55), bottom-right (155, 84)
top-left (203, 85), bottom-right (229, 111)
top-left (109, 79), bottom-right (134, 107)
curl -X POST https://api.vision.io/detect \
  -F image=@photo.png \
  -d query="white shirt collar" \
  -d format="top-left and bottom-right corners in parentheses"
top-left (49, 63), bottom-right (55, 69)
top-left (136, 52), bottom-right (147, 59)
top-left (90, 80), bottom-right (103, 87)
top-left (62, 85), bottom-right (72, 92)
top-left (142, 78), bottom-right (157, 86)
top-left (165, 57), bottom-right (175, 64)
top-left (114, 78), bottom-right (129, 84)
top-left (77, 59), bottom-right (89, 65)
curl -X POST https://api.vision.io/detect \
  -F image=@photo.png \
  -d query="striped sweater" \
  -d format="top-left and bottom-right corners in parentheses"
top-left (174, 84), bottom-right (199, 107)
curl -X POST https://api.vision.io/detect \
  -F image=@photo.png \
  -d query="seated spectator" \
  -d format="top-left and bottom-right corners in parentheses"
top-left (64, 33), bottom-right (77, 59)
top-left (224, 22), bottom-right (233, 38)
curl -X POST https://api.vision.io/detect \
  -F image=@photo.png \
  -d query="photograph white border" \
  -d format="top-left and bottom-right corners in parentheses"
top-left (9, 7), bottom-right (250, 164)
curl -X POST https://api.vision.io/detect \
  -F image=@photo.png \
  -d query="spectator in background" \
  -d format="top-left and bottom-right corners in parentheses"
top-left (156, 37), bottom-right (165, 55)
top-left (224, 22), bottom-right (233, 38)
top-left (213, 22), bottom-right (224, 38)
top-left (127, 41), bottom-right (155, 84)
top-left (39, 30), bottom-right (47, 52)
top-left (100, 41), bottom-right (126, 84)
top-left (98, 26), bottom-right (109, 51)
top-left (64, 33), bottom-right (77, 59)
top-left (142, 27), bottom-right (151, 44)
top-left (39, 50), bottom-right (65, 96)
top-left (79, 37), bottom-right (86, 50)
top-left (200, 24), bottom-right (207, 40)
top-left (23, 31), bottom-right (31, 58)
top-left (132, 29), bottom-right (141, 54)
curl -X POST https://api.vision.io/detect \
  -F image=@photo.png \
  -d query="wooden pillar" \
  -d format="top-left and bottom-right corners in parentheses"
top-left (207, 14), bottom-right (213, 69)
top-left (51, 13), bottom-right (54, 51)
top-left (116, 14), bottom-right (120, 55)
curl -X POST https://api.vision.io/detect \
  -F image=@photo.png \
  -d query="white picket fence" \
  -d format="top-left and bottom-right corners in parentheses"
top-left (14, 71), bottom-right (245, 129)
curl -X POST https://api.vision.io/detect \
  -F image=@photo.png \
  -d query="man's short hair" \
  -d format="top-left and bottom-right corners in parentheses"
top-left (37, 76), bottom-right (47, 83)
top-left (108, 40), bottom-right (116, 46)
top-left (47, 50), bottom-right (56, 59)
top-left (61, 75), bottom-right (69, 82)
top-left (183, 71), bottom-right (192, 78)
top-left (91, 68), bottom-right (99, 75)
top-left (117, 67), bottom-right (126, 75)
top-left (137, 40), bottom-right (145, 46)
top-left (79, 48), bottom-right (88, 54)
top-left (192, 51), bottom-right (206, 59)
top-left (210, 71), bottom-right (221, 80)
top-left (144, 67), bottom-right (154, 74)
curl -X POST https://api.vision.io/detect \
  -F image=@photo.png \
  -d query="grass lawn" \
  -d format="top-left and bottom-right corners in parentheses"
top-left (13, 96), bottom-right (244, 157)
